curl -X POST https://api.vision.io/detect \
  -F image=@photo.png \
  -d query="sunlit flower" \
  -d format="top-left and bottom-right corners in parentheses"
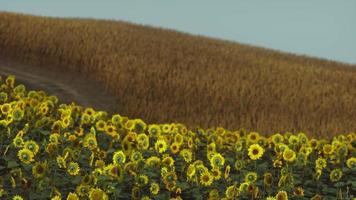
top-left (24, 140), bottom-right (39, 155)
top-left (12, 195), bottom-right (24, 200)
top-left (88, 188), bottom-right (109, 200)
top-left (155, 139), bottom-right (168, 153)
top-left (209, 153), bottom-right (225, 168)
top-left (113, 150), bottom-right (126, 165)
top-left (330, 168), bottom-right (343, 182)
top-left (67, 162), bottom-right (80, 176)
top-left (12, 136), bottom-right (24, 148)
top-left (283, 148), bottom-right (296, 162)
top-left (200, 171), bottom-right (213, 186)
top-left (315, 157), bottom-right (327, 169)
top-left (244, 172), bottom-right (257, 183)
top-left (17, 148), bottom-right (34, 164)
top-left (346, 157), bottom-right (356, 168)
top-left (66, 192), bottom-right (79, 200)
top-left (32, 161), bottom-right (47, 178)
top-left (248, 144), bottom-right (265, 160)
top-left (275, 190), bottom-right (288, 200)
top-left (150, 182), bottom-right (160, 195)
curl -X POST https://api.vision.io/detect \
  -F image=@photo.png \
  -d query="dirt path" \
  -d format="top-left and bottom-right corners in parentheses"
top-left (0, 58), bottom-right (119, 114)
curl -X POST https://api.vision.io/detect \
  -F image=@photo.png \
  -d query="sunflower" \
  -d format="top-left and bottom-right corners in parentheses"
top-left (49, 133), bottom-right (61, 144)
top-left (12, 136), bottom-right (24, 148)
top-left (148, 124), bottom-right (161, 138)
top-left (113, 150), bottom-right (126, 165)
top-left (211, 168), bottom-right (222, 180)
top-left (263, 172), bottom-right (273, 186)
top-left (322, 144), bottom-right (334, 155)
top-left (12, 195), bottom-right (24, 200)
top-left (163, 171), bottom-right (177, 185)
top-left (66, 192), bottom-right (79, 200)
top-left (76, 184), bottom-right (90, 197)
top-left (244, 172), bottom-right (258, 183)
top-left (130, 151), bottom-right (143, 163)
top-left (266, 197), bottom-right (277, 200)
top-left (225, 185), bottom-right (239, 199)
top-left (288, 135), bottom-right (299, 146)
top-left (293, 187), bottom-right (304, 197)
top-left (315, 157), bottom-right (327, 169)
top-left (234, 160), bottom-right (244, 171)
top-left (198, 170), bottom-right (212, 186)
top-left (330, 168), bottom-right (343, 182)
top-left (104, 164), bottom-right (123, 180)
top-left (105, 124), bottom-right (117, 137)
top-left (0, 103), bottom-right (11, 114)
top-left (17, 148), bottom-right (34, 164)
top-left (24, 140), bottom-right (39, 155)
top-left (83, 134), bottom-right (98, 150)
top-left (234, 141), bottom-right (243, 152)
top-left (155, 139), bottom-right (167, 153)
top-left (89, 188), bottom-right (109, 200)
top-left (137, 133), bottom-right (149, 150)
top-left (283, 149), bottom-right (296, 162)
top-left (51, 195), bottom-right (61, 200)
top-left (275, 190), bottom-right (288, 200)
top-left (145, 156), bottom-right (161, 167)
top-left (56, 155), bottom-right (66, 169)
top-left (67, 162), bottom-right (80, 176)
top-left (247, 132), bottom-right (260, 144)
top-left (238, 182), bottom-right (249, 193)
top-left (162, 124), bottom-right (171, 134)
top-left (186, 164), bottom-right (196, 179)
top-left (124, 120), bottom-right (136, 131)
top-left (179, 149), bottom-right (193, 163)
top-left (346, 157), bottom-right (356, 168)
top-left (150, 182), bottom-right (160, 195)
top-left (32, 161), bottom-right (47, 178)
top-left (170, 142), bottom-right (180, 154)
top-left (210, 153), bottom-right (225, 169)
top-left (95, 120), bottom-right (106, 131)
top-left (162, 155), bottom-right (175, 167)
top-left (248, 144), bottom-right (265, 160)
top-left (136, 174), bottom-right (149, 187)
top-left (11, 108), bottom-right (24, 121)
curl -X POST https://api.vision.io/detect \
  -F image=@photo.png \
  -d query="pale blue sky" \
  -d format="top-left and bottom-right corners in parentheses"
top-left (1, 0), bottom-right (356, 64)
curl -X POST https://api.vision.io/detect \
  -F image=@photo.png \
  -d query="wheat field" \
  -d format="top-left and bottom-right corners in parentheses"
top-left (1, 12), bottom-right (356, 137)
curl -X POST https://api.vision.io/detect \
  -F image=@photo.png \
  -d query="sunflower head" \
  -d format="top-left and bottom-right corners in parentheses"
top-left (283, 148), bottom-right (296, 162)
top-left (330, 168), bottom-right (343, 182)
top-left (89, 188), bottom-right (109, 200)
top-left (67, 162), bottom-right (80, 176)
top-left (346, 157), bottom-right (356, 168)
top-left (17, 148), bottom-right (34, 164)
top-left (150, 182), bottom-right (160, 195)
top-left (113, 150), bottom-right (126, 165)
top-left (199, 171), bottom-right (213, 186)
top-left (275, 190), bottom-right (288, 200)
top-left (24, 140), bottom-right (39, 155)
top-left (32, 161), bottom-right (47, 178)
top-left (244, 172), bottom-right (258, 183)
top-left (66, 192), bottom-right (79, 200)
top-left (248, 144), bottom-right (265, 160)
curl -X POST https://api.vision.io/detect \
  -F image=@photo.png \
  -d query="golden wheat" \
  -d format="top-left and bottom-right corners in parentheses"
top-left (1, 12), bottom-right (356, 137)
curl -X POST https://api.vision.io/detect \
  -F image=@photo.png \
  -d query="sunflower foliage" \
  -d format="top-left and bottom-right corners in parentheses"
top-left (0, 75), bottom-right (355, 200)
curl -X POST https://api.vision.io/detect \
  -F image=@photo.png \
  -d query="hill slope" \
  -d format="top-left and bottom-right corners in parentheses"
top-left (1, 12), bottom-right (356, 137)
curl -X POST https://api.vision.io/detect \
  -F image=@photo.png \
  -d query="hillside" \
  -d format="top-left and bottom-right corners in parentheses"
top-left (1, 12), bottom-right (356, 137)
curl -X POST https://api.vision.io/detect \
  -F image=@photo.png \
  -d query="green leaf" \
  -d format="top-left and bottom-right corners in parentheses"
top-left (7, 160), bottom-right (19, 168)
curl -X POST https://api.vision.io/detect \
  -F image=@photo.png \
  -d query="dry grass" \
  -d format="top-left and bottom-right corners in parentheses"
top-left (1, 12), bottom-right (356, 137)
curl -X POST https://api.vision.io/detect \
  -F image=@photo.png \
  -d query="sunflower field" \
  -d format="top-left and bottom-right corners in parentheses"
top-left (0, 75), bottom-right (355, 200)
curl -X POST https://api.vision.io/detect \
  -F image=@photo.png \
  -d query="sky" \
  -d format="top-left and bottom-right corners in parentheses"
top-left (1, 0), bottom-right (356, 64)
